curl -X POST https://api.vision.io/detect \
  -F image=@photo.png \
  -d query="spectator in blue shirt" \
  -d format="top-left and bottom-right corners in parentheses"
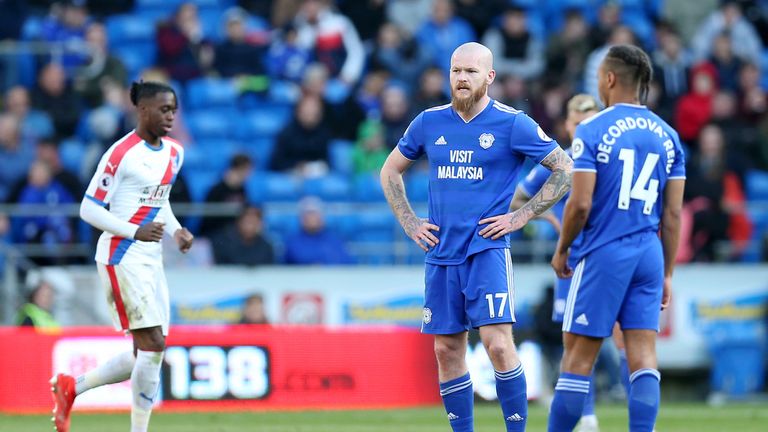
top-left (0, 114), bottom-right (36, 202)
top-left (284, 197), bottom-right (353, 265)
top-left (415, 0), bottom-right (475, 74)
top-left (40, 0), bottom-right (91, 76)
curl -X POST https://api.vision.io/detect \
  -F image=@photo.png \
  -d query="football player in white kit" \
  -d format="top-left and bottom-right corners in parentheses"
top-left (50, 81), bottom-right (194, 432)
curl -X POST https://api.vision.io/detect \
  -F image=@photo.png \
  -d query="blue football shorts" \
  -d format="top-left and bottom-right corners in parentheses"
top-left (552, 274), bottom-right (572, 323)
top-left (421, 248), bottom-right (516, 334)
top-left (562, 230), bottom-right (664, 338)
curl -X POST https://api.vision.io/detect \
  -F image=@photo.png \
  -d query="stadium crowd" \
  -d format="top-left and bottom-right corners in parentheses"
top-left (1, 0), bottom-right (768, 265)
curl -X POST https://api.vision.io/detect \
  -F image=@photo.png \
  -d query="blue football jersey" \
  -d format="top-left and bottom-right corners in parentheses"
top-left (398, 100), bottom-right (559, 264)
top-left (569, 103), bottom-right (686, 262)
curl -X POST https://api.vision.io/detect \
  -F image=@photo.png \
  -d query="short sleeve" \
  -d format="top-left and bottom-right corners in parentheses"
top-left (571, 124), bottom-right (597, 173)
top-left (84, 148), bottom-right (123, 206)
top-left (668, 131), bottom-right (686, 179)
top-left (397, 112), bottom-right (426, 161)
top-left (519, 164), bottom-right (551, 197)
top-left (510, 113), bottom-right (559, 163)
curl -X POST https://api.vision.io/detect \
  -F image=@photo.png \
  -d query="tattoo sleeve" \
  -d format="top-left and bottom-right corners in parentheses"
top-left (383, 173), bottom-right (421, 237)
top-left (514, 147), bottom-right (573, 221)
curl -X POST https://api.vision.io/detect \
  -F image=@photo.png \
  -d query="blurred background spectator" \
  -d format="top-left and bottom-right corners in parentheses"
top-left (211, 205), bottom-right (275, 266)
top-left (284, 197), bottom-right (353, 265)
top-left (16, 279), bottom-right (59, 328)
top-left (0, 0), bottom-right (765, 269)
top-left (239, 292), bottom-right (269, 324)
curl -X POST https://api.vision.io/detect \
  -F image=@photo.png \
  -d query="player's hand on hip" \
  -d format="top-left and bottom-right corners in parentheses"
top-left (404, 218), bottom-right (440, 252)
top-left (134, 222), bottom-right (165, 242)
top-left (174, 228), bottom-right (194, 253)
top-left (551, 249), bottom-right (573, 278)
top-left (661, 275), bottom-right (672, 310)
top-left (478, 212), bottom-right (527, 240)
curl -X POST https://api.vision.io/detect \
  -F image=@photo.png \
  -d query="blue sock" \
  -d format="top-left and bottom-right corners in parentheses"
top-left (619, 349), bottom-right (630, 397)
top-left (581, 374), bottom-right (596, 416)
top-left (547, 372), bottom-right (590, 432)
top-left (495, 364), bottom-right (527, 431)
top-left (628, 369), bottom-right (660, 432)
top-left (440, 372), bottom-right (474, 432)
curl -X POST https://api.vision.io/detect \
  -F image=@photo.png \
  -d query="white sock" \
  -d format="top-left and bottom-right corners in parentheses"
top-left (131, 350), bottom-right (164, 432)
top-left (75, 351), bottom-right (135, 395)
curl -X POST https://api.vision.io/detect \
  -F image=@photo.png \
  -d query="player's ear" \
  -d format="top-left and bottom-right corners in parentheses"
top-left (487, 69), bottom-right (496, 85)
top-left (606, 70), bottom-right (617, 89)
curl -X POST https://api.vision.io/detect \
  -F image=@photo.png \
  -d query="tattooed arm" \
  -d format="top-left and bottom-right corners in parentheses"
top-left (479, 147), bottom-right (573, 240)
top-left (380, 147), bottom-right (439, 252)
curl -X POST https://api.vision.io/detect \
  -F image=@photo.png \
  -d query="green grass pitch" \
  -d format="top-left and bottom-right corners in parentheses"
top-left (2, 402), bottom-right (767, 431)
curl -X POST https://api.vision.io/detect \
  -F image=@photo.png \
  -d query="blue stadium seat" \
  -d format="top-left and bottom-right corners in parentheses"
top-left (247, 172), bottom-right (302, 203)
top-left (186, 78), bottom-right (239, 109)
top-left (186, 109), bottom-right (236, 140)
top-left (264, 209), bottom-right (300, 238)
top-left (189, 139), bottom-right (239, 171)
top-left (240, 137), bottom-right (275, 169)
top-left (761, 50), bottom-right (768, 91)
top-left (106, 15), bottom-right (157, 45)
top-left (328, 140), bottom-right (354, 176)
top-left (111, 42), bottom-right (157, 81)
top-left (237, 105), bottom-right (293, 139)
top-left (745, 170), bottom-right (768, 201)
top-left (302, 174), bottom-right (353, 202)
top-left (21, 17), bottom-right (44, 40)
top-left (59, 139), bottom-right (86, 175)
top-left (353, 173), bottom-right (386, 202)
top-left (325, 212), bottom-right (361, 240)
top-left (183, 169), bottom-right (220, 202)
top-left (268, 80), bottom-right (301, 104)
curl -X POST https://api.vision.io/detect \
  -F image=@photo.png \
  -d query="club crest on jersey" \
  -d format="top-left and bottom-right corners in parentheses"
top-left (478, 133), bottom-right (495, 149)
top-left (571, 138), bottom-right (585, 159)
top-left (98, 173), bottom-right (114, 190)
top-left (423, 307), bottom-right (432, 324)
top-left (537, 126), bottom-right (553, 142)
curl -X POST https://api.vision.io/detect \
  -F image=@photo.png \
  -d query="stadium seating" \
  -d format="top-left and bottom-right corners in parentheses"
top-left (328, 140), bottom-right (355, 176)
top-left (353, 173), bottom-right (387, 202)
top-left (247, 172), bottom-right (303, 203)
top-left (302, 174), bottom-right (353, 202)
top-left (185, 109), bottom-right (237, 140)
top-left (746, 170), bottom-right (768, 201)
top-left (185, 78), bottom-right (239, 109)
top-left (106, 15), bottom-right (157, 46)
top-left (236, 105), bottom-right (293, 139)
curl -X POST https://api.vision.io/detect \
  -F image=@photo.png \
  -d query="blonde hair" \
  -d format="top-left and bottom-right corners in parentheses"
top-left (566, 94), bottom-right (599, 115)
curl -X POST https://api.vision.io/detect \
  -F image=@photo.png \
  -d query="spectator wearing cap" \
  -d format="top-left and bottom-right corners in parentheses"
top-left (200, 153), bottom-right (253, 237)
top-left (214, 7), bottom-right (268, 78)
top-left (284, 197), bottom-right (354, 265)
top-left (211, 206), bottom-right (275, 266)
top-left (675, 62), bottom-right (718, 143)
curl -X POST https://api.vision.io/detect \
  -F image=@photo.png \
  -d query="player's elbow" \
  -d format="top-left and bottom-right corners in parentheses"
top-left (570, 199), bottom-right (592, 218)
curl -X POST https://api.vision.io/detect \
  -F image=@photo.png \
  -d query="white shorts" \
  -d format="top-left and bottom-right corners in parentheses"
top-left (96, 261), bottom-right (170, 336)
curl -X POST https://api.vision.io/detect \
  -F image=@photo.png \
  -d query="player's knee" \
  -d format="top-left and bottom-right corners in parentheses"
top-left (434, 341), bottom-right (464, 364)
top-left (484, 339), bottom-right (513, 364)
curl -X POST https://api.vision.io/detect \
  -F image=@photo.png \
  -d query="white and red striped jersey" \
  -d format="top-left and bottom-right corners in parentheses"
top-left (84, 130), bottom-right (184, 265)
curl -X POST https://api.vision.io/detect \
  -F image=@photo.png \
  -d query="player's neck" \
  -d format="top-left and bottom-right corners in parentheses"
top-left (606, 91), bottom-right (640, 107)
top-left (455, 96), bottom-right (490, 122)
top-left (135, 126), bottom-right (161, 148)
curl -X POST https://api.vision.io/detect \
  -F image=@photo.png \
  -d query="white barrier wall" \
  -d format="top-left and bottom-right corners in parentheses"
top-left (48, 264), bottom-right (768, 370)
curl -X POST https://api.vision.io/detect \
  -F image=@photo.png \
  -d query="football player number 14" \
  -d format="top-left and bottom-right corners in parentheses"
top-left (618, 148), bottom-right (660, 215)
